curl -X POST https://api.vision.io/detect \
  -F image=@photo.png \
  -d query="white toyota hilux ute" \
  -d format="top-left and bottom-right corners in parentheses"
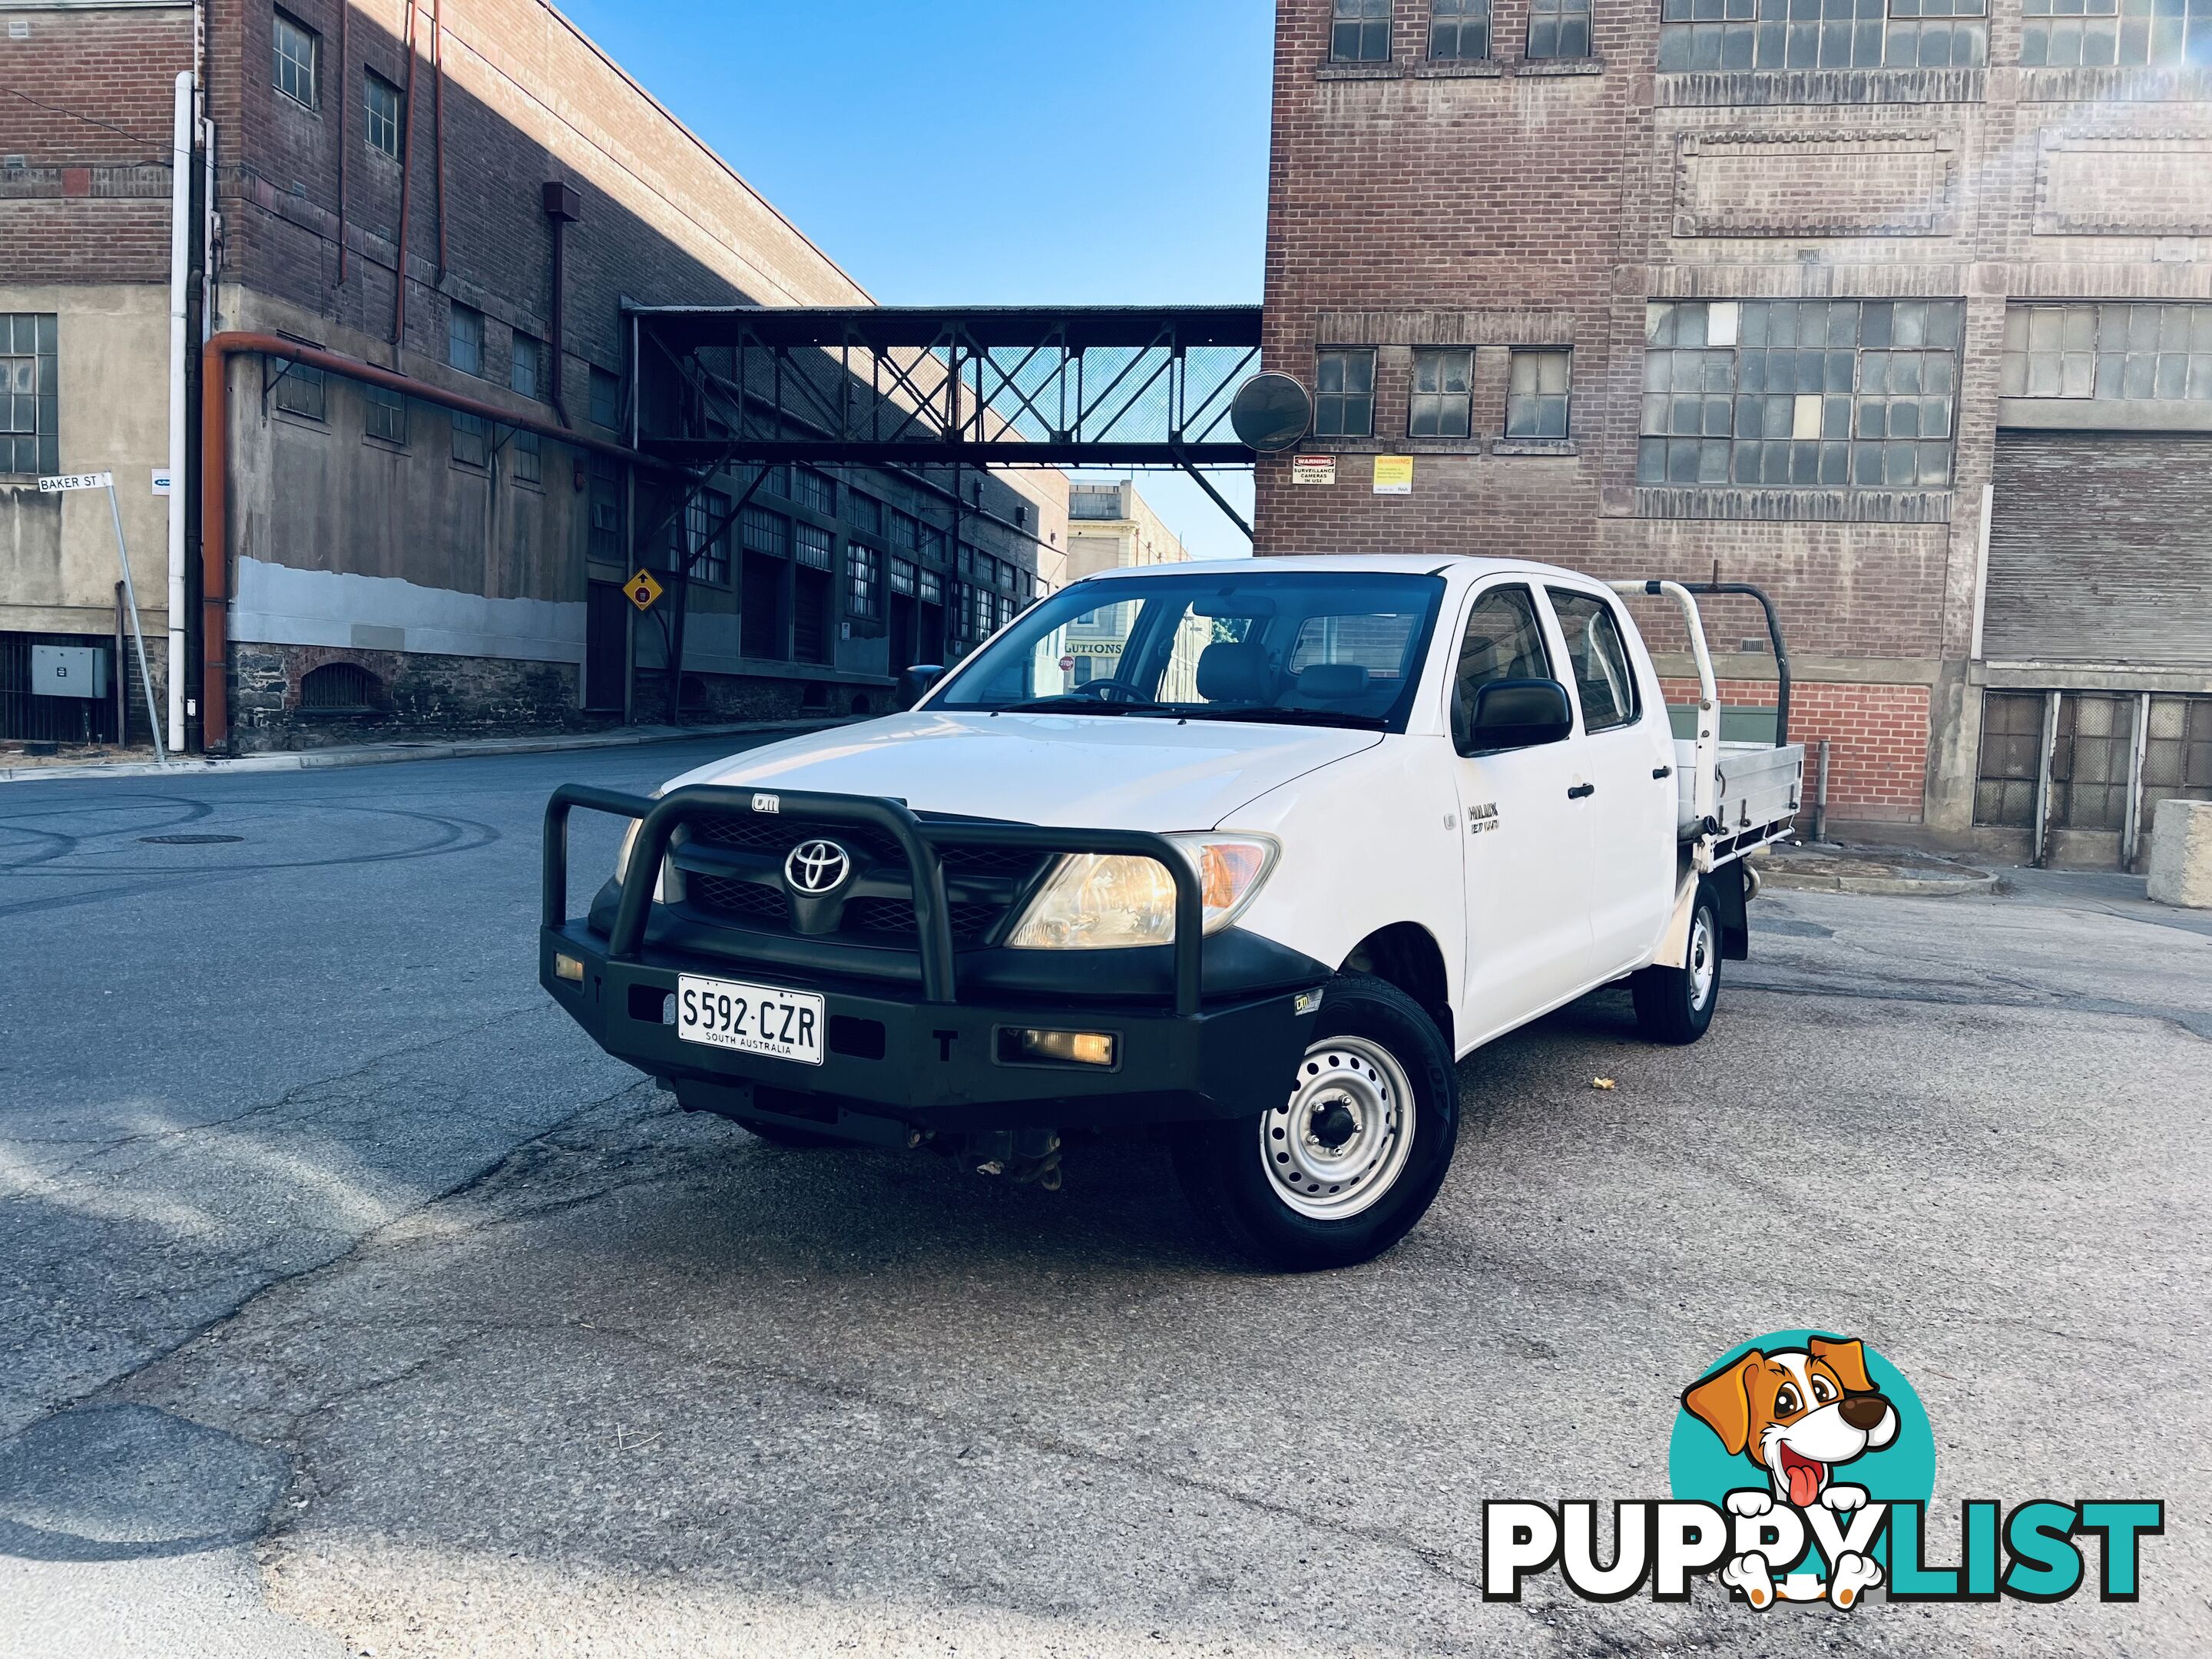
top-left (541, 556), bottom-right (1803, 1270)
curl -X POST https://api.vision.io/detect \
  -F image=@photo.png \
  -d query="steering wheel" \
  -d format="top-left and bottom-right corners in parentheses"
top-left (1066, 678), bottom-right (1151, 704)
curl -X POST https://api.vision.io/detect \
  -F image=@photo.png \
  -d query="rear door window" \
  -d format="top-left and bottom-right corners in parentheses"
top-left (1545, 588), bottom-right (1641, 733)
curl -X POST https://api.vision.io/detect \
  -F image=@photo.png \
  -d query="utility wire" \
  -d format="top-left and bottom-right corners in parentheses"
top-left (0, 84), bottom-right (171, 157)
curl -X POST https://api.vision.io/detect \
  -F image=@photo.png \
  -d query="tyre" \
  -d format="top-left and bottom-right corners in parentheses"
top-left (1631, 879), bottom-right (1721, 1045)
top-left (1173, 972), bottom-right (1460, 1272)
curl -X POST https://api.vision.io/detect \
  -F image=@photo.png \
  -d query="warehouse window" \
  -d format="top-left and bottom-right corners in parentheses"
top-left (2051, 694), bottom-right (2136, 833)
top-left (848, 544), bottom-right (882, 621)
top-left (1315, 349), bottom-right (1376, 438)
top-left (448, 304), bottom-right (483, 377)
top-left (511, 429), bottom-right (540, 485)
top-left (1885, 0), bottom-right (1987, 65)
top-left (1658, 0), bottom-right (1985, 71)
top-left (1408, 349), bottom-right (1473, 438)
top-left (1430, 0), bottom-right (1492, 57)
top-left (1528, 0), bottom-right (1592, 58)
top-left (1639, 299), bottom-right (1963, 489)
top-left (2020, 0), bottom-right (2210, 66)
top-left (1973, 691), bottom-right (2045, 828)
top-left (0, 313), bottom-right (57, 475)
top-left (362, 382), bottom-right (406, 445)
top-left (793, 466), bottom-right (837, 518)
top-left (364, 71), bottom-right (402, 159)
top-left (510, 333), bottom-right (545, 401)
top-left (2141, 695), bottom-right (2212, 828)
top-left (679, 491), bottom-right (730, 586)
top-left (273, 12), bottom-right (319, 110)
top-left (588, 366), bottom-right (621, 429)
top-left (273, 363), bottom-right (325, 422)
top-left (2001, 303), bottom-right (2212, 402)
top-left (590, 458), bottom-right (624, 561)
top-left (1331, 0), bottom-right (1393, 61)
top-left (451, 411), bottom-right (488, 469)
top-left (1506, 349), bottom-right (1573, 438)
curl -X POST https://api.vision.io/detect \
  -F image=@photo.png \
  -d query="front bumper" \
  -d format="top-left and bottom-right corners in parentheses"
top-left (538, 783), bottom-right (1327, 1137)
top-left (541, 922), bottom-right (1315, 1134)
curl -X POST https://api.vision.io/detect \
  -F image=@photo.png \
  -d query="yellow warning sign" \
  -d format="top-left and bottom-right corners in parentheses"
top-left (624, 569), bottom-right (664, 612)
top-left (1372, 455), bottom-right (1413, 495)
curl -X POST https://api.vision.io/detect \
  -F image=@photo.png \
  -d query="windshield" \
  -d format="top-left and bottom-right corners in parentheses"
top-left (928, 570), bottom-right (1447, 731)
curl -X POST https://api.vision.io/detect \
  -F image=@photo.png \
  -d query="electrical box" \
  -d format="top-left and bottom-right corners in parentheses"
top-left (31, 644), bottom-right (109, 700)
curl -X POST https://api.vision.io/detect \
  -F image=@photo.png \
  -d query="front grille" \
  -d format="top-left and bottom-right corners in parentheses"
top-left (843, 895), bottom-right (1004, 946)
top-left (688, 875), bottom-right (787, 928)
top-left (675, 811), bottom-right (1050, 952)
top-left (690, 812), bottom-right (906, 866)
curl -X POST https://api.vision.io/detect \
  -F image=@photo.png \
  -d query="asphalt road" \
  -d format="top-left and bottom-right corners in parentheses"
top-left (2, 742), bottom-right (2207, 1657)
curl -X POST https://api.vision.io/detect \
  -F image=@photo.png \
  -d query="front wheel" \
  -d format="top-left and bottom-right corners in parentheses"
top-left (1173, 972), bottom-right (1459, 1271)
top-left (1631, 880), bottom-right (1721, 1045)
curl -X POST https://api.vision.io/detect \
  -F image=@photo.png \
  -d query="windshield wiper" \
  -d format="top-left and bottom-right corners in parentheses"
top-left (993, 695), bottom-right (1177, 716)
top-left (1184, 707), bottom-right (1389, 731)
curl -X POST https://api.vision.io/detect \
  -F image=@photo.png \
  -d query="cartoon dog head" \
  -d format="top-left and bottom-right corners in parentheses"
top-left (1683, 1336), bottom-right (1899, 1508)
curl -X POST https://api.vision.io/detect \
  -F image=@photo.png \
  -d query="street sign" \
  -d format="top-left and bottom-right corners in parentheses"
top-left (38, 472), bottom-right (115, 493)
top-left (624, 569), bottom-right (664, 611)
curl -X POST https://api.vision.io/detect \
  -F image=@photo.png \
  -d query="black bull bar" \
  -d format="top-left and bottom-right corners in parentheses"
top-left (543, 783), bottom-right (1208, 1014)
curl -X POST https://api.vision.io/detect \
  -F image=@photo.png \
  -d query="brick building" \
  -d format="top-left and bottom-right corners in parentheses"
top-left (1, 0), bottom-right (1064, 753)
top-left (1260, 0), bottom-right (2212, 867)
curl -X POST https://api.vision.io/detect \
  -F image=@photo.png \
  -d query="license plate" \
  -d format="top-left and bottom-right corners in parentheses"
top-left (674, 974), bottom-right (825, 1066)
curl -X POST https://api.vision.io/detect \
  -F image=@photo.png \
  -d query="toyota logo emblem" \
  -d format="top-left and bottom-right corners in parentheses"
top-left (783, 838), bottom-right (852, 895)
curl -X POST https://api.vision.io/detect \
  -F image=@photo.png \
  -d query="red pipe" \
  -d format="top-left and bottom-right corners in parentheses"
top-left (197, 332), bottom-right (676, 752)
top-left (390, 0), bottom-right (419, 352)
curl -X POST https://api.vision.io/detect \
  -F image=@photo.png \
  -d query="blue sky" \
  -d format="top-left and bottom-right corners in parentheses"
top-left (560, 0), bottom-right (1273, 559)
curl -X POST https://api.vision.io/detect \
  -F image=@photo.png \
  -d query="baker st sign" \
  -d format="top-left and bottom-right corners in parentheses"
top-left (39, 472), bottom-right (116, 493)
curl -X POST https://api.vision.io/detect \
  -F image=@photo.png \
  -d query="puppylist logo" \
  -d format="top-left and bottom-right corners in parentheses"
top-left (1485, 1330), bottom-right (2163, 1611)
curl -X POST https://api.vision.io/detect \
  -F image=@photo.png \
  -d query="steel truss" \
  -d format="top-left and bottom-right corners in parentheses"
top-left (631, 305), bottom-right (1263, 470)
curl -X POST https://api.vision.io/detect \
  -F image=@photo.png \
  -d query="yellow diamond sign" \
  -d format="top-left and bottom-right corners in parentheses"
top-left (624, 568), bottom-right (664, 612)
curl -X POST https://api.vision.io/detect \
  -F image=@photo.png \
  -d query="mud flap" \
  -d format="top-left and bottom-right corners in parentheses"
top-left (1652, 861), bottom-right (1750, 968)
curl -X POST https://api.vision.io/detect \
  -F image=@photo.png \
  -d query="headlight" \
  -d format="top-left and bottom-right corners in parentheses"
top-left (1004, 833), bottom-right (1278, 949)
top-left (615, 789), bottom-right (668, 896)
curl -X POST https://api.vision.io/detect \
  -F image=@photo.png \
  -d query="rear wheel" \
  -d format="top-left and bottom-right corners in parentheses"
top-left (1631, 881), bottom-right (1720, 1045)
top-left (1173, 972), bottom-right (1459, 1271)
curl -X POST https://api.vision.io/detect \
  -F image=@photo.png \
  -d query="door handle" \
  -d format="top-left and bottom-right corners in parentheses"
top-left (1567, 783), bottom-right (1596, 800)
top-left (1652, 764), bottom-right (1674, 780)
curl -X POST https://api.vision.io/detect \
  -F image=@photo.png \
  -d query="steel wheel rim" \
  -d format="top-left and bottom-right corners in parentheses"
top-left (1263, 1035), bottom-right (1417, 1221)
top-left (1689, 909), bottom-right (1717, 1011)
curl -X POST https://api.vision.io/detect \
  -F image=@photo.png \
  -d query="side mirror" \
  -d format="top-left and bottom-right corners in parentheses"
top-left (1459, 677), bottom-right (1575, 754)
top-left (896, 664), bottom-right (946, 710)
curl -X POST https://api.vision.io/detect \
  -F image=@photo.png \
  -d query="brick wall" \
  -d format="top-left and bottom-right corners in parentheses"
top-left (1659, 677), bottom-right (1932, 824)
top-left (1260, 0), bottom-right (2212, 843)
top-left (0, 6), bottom-right (194, 283)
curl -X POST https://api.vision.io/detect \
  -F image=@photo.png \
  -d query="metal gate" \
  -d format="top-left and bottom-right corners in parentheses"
top-left (1, 631), bottom-right (122, 746)
top-left (1974, 688), bottom-right (2212, 869)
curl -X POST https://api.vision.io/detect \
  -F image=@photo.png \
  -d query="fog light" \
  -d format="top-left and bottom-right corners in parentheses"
top-left (1018, 1028), bottom-right (1116, 1067)
top-left (553, 952), bottom-right (585, 983)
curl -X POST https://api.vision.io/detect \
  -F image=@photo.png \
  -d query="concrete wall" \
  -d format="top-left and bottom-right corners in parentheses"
top-left (0, 283), bottom-right (174, 643)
